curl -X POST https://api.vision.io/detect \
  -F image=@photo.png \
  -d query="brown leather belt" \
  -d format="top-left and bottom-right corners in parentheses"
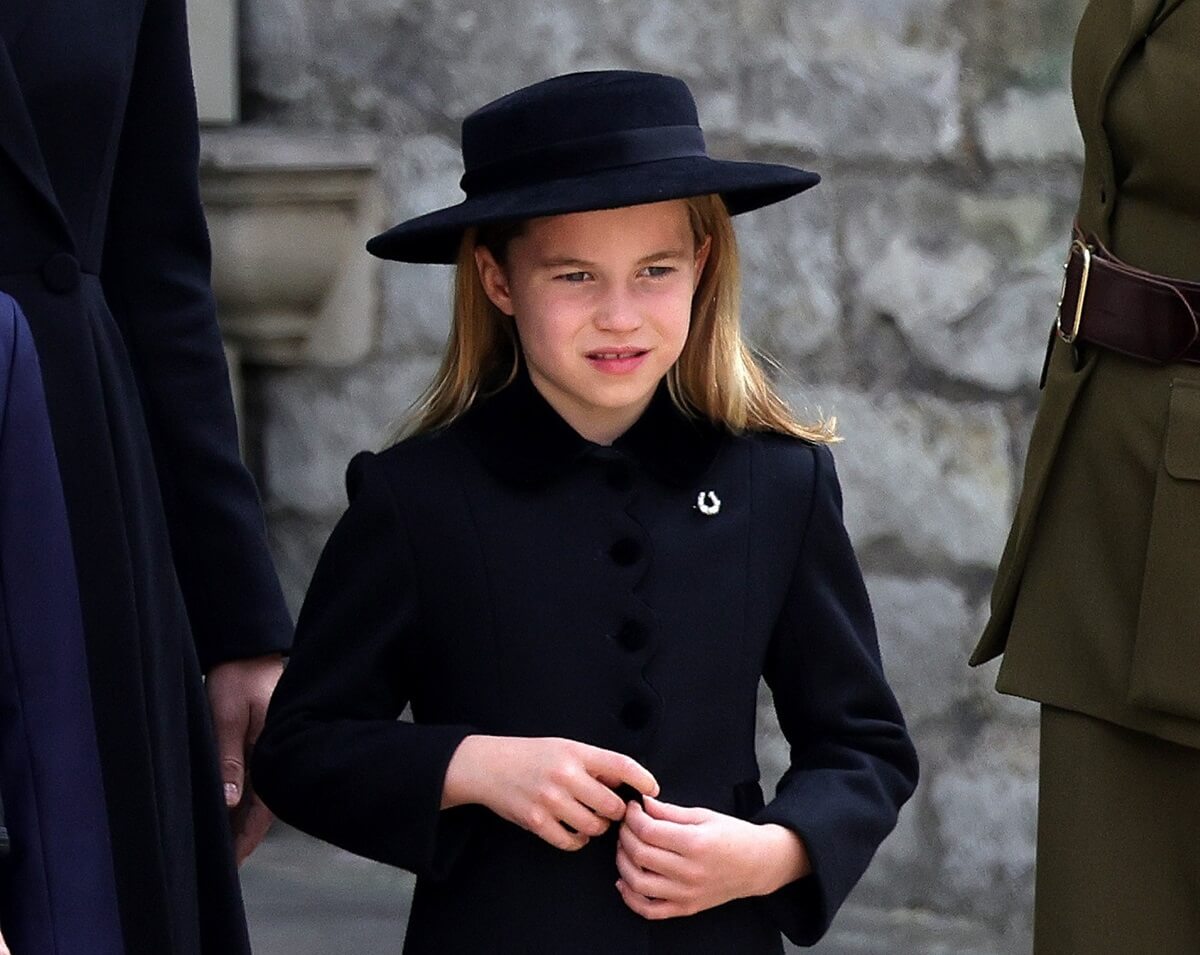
top-left (1057, 233), bottom-right (1200, 365)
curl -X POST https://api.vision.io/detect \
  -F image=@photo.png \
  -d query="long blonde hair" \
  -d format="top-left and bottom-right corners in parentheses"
top-left (400, 194), bottom-right (836, 443)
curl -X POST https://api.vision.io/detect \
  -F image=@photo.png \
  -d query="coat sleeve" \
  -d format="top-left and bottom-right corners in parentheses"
top-left (98, 0), bottom-right (291, 670)
top-left (753, 443), bottom-right (919, 945)
top-left (252, 451), bottom-right (479, 878)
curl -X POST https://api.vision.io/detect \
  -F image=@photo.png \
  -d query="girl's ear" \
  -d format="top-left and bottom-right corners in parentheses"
top-left (693, 234), bottom-right (713, 291)
top-left (474, 245), bottom-right (516, 316)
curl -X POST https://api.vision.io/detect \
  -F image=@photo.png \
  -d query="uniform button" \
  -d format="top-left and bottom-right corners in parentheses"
top-left (609, 538), bottom-right (641, 566)
top-left (605, 462), bottom-right (633, 493)
top-left (619, 699), bottom-right (652, 730)
top-left (614, 620), bottom-right (648, 652)
top-left (41, 252), bottom-right (81, 294)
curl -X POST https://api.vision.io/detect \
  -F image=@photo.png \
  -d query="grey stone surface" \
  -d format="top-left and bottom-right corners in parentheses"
top-left (260, 356), bottom-right (440, 515)
top-left (869, 575), bottom-right (977, 727)
top-left (783, 385), bottom-right (1013, 569)
top-left (228, 0), bottom-right (1094, 945)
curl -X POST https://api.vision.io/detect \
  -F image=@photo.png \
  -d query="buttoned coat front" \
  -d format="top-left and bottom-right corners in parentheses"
top-left (972, 0), bottom-right (1200, 747)
top-left (255, 373), bottom-right (918, 954)
top-left (0, 1), bottom-right (292, 951)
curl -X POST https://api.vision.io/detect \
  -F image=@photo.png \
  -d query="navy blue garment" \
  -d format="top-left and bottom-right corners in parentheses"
top-left (256, 370), bottom-right (919, 953)
top-left (0, 295), bottom-right (124, 955)
top-left (0, 1), bottom-right (292, 951)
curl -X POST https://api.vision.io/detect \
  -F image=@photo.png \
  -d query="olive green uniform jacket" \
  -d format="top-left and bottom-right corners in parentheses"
top-left (972, 0), bottom-right (1200, 749)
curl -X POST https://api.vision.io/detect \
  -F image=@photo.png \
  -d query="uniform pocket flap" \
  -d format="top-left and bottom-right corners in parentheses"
top-left (1165, 379), bottom-right (1200, 480)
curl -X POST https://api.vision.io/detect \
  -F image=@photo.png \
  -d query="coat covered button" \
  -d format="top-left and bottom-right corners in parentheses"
top-left (614, 620), bottom-right (648, 652)
top-left (609, 537), bottom-right (641, 565)
top-left (619, 698), bottom-right (652, 730)
top-left (41, 252), bottom-right (81, 294)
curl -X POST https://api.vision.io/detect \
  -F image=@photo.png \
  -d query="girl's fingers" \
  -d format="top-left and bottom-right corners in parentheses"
top-left (616, 879), bottom-right (684, 920)
top-left (588, 748), bottom-right (659, 797)
top-left (622, 798), bottom-right (695, 854)
top-left (525, 805), bottom-right (590, 851)
top-left (550, 792), bottom-right (612, 839)
top-left (618, 817), bottom-right (691, 881)
top-left (641, 794), bottom-right (710, 824)
top-left (615, 843), bottom-right (682, 901)
top-left (570, 772), bottom-right (629, 822)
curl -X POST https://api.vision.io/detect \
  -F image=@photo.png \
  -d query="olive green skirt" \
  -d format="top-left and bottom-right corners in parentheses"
top-left (1035, 705), bottom-right (1200, 954)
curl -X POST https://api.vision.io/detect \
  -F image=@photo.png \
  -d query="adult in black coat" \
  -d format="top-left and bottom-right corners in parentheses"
top-left (0, 1), bottom-right (292, 952)
top-left (255, 71), bottom-right (918, 953)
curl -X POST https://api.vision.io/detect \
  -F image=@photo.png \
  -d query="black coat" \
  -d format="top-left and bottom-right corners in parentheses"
top-left (0, 1), bottom-right (292, 952)
top-left (255, 372), bottom-right (918, 954)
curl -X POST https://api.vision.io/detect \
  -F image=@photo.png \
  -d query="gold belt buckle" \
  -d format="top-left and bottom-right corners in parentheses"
top-left (1056, 238), bottom-right (1093, 343)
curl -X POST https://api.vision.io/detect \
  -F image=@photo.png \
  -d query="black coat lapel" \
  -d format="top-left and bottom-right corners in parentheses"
top-left (0, 36), bottom-right (69, 236)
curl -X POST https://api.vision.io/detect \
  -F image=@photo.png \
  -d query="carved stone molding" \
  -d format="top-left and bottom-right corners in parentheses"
top-left (199, 129), bottom-right (383, 369)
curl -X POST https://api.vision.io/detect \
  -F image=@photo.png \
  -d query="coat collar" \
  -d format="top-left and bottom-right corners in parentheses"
top-left (0, 26), bottom-right (71, 240)
top-left (459, 367), bottom-right (726, 488)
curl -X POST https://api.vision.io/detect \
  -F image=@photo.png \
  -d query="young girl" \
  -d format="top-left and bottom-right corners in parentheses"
top-left (253, 70), bottom-right (918, 954)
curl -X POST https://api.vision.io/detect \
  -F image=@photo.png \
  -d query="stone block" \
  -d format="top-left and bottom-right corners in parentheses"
top-left (779, 385), bottom-right (1012, 568)
top-left (978, 89), bottom-right (1083, 162)
top-left (737, 190), bottom-right (842, 362)
top-left (930, 723), bottom-right (1038, 928)
top-left (260, 355), bottom-right (441, 515)
top-left (842, 179), bottom-right (1076, 392)
top-left (735, 0), bottom-right (963, 159)
top-left (867, 575), bottom-right (976, 727)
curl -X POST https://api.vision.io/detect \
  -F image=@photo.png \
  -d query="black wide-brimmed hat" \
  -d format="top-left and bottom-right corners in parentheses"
top-left (367, 70), bottom-right (820, 264)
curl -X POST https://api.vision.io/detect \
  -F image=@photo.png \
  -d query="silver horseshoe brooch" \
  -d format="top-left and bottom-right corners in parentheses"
top-left (696, 490), bottom-right (721, 516)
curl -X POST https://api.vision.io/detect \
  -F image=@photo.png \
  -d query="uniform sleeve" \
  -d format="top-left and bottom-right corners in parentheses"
top-left (99, 0), bottom-right (291, 669)
top-left (754, 444), bottom-right (919, 945)
top-left (252, 452), bottom-right (479, 878)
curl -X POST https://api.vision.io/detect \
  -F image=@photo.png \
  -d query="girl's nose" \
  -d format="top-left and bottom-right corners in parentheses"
top-left (593, 287), bottom-right (643, 331)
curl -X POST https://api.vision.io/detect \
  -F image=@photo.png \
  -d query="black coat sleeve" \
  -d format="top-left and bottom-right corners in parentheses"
top-left (98, 0), bottom-right (290, 670)
top-left (754, 444), bottom-right (919, 945)
top-left (253, 452), bottom-right (478, 877)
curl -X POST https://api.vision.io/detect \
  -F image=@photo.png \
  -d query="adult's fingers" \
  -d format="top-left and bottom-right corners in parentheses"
top-left (211, 700), bottom-right (248, 809)
top-left (586, 748), bottom-right (658, 798)
top-left (232, 785), bottom-right (274, 865)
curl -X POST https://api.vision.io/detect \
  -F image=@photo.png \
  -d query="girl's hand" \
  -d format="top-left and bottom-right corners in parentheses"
top-left (615, 795), bottom-right (811, 919)
top-left (441, 735), bottom-right (659, 851)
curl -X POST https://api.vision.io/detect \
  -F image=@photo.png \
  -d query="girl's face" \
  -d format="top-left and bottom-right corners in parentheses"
top-left (475, 200), bottom-right (710, 445)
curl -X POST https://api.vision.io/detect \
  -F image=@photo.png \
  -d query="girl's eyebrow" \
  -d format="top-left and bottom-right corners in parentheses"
top-left (536, 249), bottom-right (689, 270)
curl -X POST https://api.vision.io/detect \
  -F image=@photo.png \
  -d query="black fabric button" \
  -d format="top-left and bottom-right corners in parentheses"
top-left (41, 252), bottom-right (81, 294)
top-left (605, 462), bottom-right (633, 492)
top-left (609, 538), bottom-right (641, 566)
top-left (614, 620), bottom-right (648, 652)
top-left (619, 699), bottom-right (652, 730)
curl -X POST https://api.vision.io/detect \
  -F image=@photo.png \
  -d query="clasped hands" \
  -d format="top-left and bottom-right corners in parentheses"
top-left (441, 735), bottom-right (810, 919)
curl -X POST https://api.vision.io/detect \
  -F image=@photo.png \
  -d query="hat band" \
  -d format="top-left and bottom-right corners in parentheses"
top-left (459, 125), bottom-right (708, 197)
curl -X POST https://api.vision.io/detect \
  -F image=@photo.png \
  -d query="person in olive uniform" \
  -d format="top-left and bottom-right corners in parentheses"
top-left (971, 2), bottom-right (1200, 951)
top-left (254, 71), bottom-right (918, 954)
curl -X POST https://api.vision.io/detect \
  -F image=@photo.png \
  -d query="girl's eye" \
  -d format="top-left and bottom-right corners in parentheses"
top-left (641, 265), bottom-right (675, 279)
top-left (556, 271), bottom-right (592, 283)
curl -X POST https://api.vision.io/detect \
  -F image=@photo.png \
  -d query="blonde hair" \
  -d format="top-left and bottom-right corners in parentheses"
top-left (399, 194), bottom-right (837, 443)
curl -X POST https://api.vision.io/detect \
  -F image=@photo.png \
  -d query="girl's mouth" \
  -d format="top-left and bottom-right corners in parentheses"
top-left (586, 349), bottom-right (649, 373)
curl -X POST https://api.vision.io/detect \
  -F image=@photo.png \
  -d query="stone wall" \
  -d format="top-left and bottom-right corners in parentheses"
top-left (237, 1), bottom-right (1089, 949)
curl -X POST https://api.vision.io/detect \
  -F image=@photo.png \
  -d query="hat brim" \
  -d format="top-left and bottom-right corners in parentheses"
top-left (366, 156), bottom-right (819, 264)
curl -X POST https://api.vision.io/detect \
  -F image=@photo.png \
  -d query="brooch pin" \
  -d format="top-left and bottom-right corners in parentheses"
top-left (695, 490), bottom-right (721, 516)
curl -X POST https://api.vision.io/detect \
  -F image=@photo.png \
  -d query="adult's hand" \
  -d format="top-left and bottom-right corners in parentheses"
top-left (615, 795), bottom-right (810, 919)
top-left (206, 653), bottom-right (285, 865)
top-left (442, 735), bottom-right (658, 851)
